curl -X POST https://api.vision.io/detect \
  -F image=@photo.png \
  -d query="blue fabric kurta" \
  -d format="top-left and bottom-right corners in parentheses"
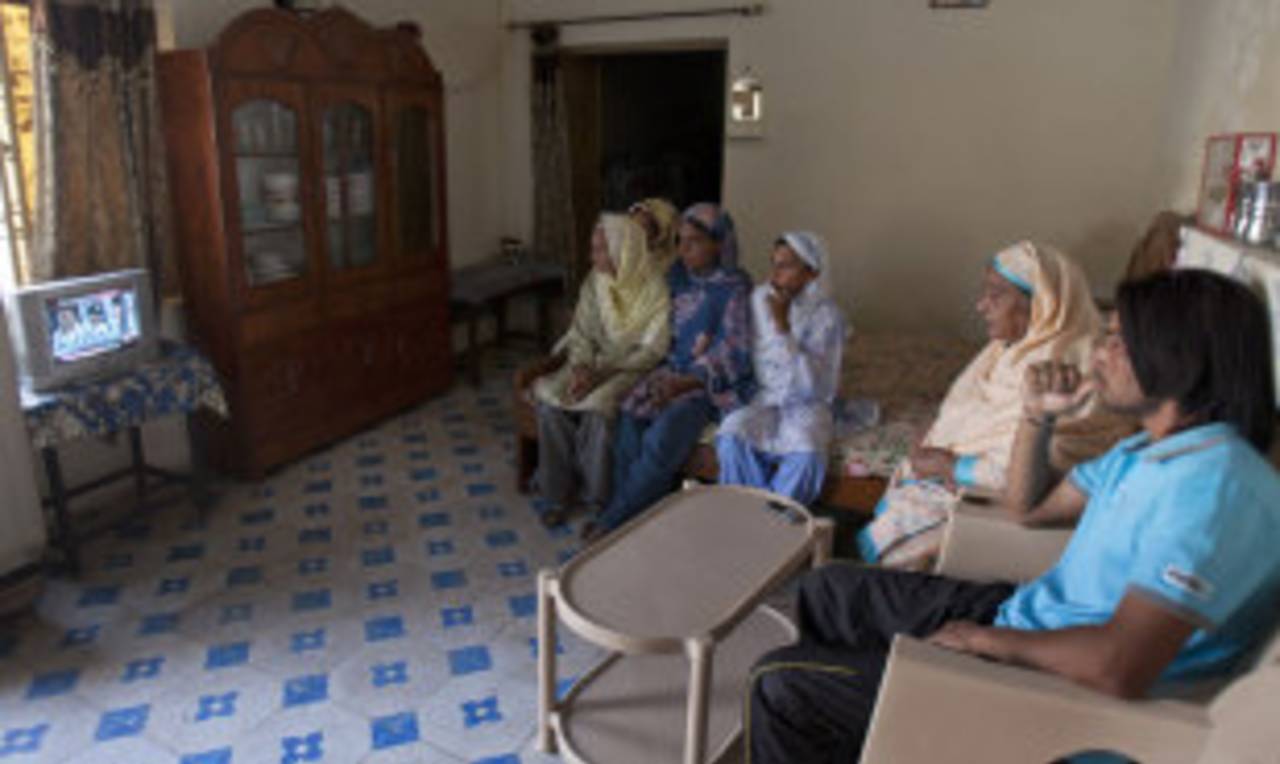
top-left (717, 282), bottom-right (847, 504)
top-left (598, 261), bottom-right (754, 530)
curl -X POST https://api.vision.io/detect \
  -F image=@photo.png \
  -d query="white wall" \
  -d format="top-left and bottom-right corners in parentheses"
top-left (1159, 0), bottom-right (1280, 211)
top-left (501, 0), bottom-right (1182, 335)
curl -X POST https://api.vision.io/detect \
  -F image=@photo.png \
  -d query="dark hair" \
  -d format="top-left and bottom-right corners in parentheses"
top-left (1116, 269), bottom-right (1275, 452)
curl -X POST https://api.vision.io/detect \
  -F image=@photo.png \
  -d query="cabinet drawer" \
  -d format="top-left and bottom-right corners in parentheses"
top-left (237, 341), bottom-right (326, 430)
top-left (393, 270), bottom-right (446, 307)
top-left (240, 302), bottom-right (324, 348)
top-left (327, 282), bottom-right (396, 323)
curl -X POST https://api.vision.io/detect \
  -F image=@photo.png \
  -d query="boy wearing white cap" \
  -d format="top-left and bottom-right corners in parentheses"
top-left (716, 231), bottom-right (848, 505)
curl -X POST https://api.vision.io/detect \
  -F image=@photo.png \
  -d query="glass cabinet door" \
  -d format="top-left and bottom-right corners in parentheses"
top-left (322, 102), bottom-right (378, 271)
top-left (391, 100), bottom-right (442, 263)
top-left (231, 98), bottom-right (309, 288)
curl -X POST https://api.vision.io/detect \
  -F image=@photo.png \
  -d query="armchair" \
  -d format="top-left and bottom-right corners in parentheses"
top-left (933, 498), bottom-right (1073, 582)
top-left (861, 500), bottom-right (1280, 763)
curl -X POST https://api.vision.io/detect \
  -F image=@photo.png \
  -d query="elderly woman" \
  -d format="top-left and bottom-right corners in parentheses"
top-left (856, 241), bottom-right (1131, 569)
top-left (628, 197), bottom-right (680, 270)
top-left (580, 203), bottom-right (755, 542)
top-left (717, 232), bottom-right (848, 505)
top-left (530, 214), bottom-right (671, 527)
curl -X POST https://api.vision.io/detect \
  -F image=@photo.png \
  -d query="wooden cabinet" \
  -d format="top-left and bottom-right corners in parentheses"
top-left (158, 8), bottom-right (451, 476)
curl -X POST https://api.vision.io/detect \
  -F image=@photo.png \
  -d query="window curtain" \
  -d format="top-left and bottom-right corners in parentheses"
top-left (28, 0), bottom-right (173, 297)
top-left (531, 46), bottom-right (580, 287)
top-left (0, 307), bottom-right (44, 577)
top-left (0, 3), bottom-right (35, 287)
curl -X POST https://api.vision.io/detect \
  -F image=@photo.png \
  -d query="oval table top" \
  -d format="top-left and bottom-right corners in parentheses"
top-left (556, 485), bottom-right (817, 651)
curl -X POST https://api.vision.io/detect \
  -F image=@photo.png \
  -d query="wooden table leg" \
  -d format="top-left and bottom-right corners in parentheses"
top-left (40, 446), bottom-right (78, 576)
top-left (187, 413), bottom-right (214, 521)
top-left (494, 296), bottom-right (509, 348)
top-left (129, 426), bottom-right (148, 512)
top-left (467, 309), bottom-right (482, 388)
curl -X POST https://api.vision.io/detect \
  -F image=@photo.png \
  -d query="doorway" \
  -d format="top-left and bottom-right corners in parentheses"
top-left (597, 50), bottom-right (726, 210)
top-left (555, 48), bottom-right (726, 279)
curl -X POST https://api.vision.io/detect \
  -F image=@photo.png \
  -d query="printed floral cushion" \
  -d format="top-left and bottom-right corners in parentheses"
top-left (835, 332), bottom-right (977, 477)
top-left (699, 332), bottom-right (977, 479)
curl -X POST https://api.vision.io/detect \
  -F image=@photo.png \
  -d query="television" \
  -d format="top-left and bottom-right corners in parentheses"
top-left (4, 268), bottom-right (158, 392)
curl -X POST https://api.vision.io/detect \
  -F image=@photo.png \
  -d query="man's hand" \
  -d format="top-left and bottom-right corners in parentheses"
top-left (767, 290), bottom-right (792, 335)
top-left (910, 444), bottom-right (959, 486)
top-left (928, 621), bottom-right (999, 658)
top-left (1022, 361), bottom-right (1094, 419)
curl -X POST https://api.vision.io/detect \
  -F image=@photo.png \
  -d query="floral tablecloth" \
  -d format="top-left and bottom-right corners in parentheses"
top-left (699, 332), bottom-right (977, 479)
top-left (20, 341), bottom-right (228, 450)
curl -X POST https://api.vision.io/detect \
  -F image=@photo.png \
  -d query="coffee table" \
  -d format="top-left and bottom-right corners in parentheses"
top-left (536, 485), bottom-right (835, 764)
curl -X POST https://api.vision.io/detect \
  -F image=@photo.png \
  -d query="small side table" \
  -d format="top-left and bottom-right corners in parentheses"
top-left (20, 341), bottom-right (228, 575)
top-left (537, 485), bottom-right (834, 764)
top-left (450, 260), bottom-right (565, 386)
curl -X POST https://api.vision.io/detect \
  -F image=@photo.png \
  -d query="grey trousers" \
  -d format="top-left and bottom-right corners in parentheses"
top-left (536, 403), bottom-right (614, 510)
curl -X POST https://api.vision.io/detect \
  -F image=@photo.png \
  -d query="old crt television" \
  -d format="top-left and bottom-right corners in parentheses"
top-left (5, 268), bottom-right (158, 392)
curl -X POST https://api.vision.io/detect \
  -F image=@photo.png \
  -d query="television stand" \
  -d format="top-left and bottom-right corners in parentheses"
top-left (20, 342), bottom-right (227, 575)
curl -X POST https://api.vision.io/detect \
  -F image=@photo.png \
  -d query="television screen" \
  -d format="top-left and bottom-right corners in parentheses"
top-left (45, 287), bottom-right (142, 364)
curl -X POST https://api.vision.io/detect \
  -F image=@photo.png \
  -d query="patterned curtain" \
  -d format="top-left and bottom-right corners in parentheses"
top-left (28, 0), bottom-right (173, 297)
top-left (530, 47), bottom-right (580, 287)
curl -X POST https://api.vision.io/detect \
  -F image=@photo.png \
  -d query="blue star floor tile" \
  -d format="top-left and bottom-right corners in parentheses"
top-left (16, 351), bottom-right (598, 763)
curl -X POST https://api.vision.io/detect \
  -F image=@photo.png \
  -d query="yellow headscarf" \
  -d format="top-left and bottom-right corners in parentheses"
top-left (630, 198), bottom-right (680, 270)
top-left (924, 241), bottom-right (1129, 469)
top-left (593, 214), bottom-right (670, 344)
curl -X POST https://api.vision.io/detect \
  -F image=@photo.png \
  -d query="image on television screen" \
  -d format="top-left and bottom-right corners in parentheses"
top-left (46, 287), bottom-right (141, 364)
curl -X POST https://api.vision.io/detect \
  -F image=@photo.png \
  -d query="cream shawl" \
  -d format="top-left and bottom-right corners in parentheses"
top-left (922, 241), bottom-right (1129, 475)
top-left (630, 197), bottom-right (680, 271)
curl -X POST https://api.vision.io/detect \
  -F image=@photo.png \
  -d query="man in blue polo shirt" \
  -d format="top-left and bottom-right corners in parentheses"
top-left (747, 269), bottom-right (1280, 763)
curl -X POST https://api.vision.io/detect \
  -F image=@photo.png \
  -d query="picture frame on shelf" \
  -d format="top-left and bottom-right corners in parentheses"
top-left (1197, 132), bottom-right (1278, 236)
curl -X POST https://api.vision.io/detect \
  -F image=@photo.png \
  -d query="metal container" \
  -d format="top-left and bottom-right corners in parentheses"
top-left (1234, 181), bottom-right (1280, 246)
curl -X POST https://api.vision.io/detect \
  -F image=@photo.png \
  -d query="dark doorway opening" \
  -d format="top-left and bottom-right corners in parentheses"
top-left (548, 46), bottom-right (726, 284)
top-left (597, 50), bottom-right (726, 211)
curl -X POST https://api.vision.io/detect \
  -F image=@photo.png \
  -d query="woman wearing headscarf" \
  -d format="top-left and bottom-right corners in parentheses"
top-left (580, 203), bottom-right (755, 542)
top-left (628, 197), bottom-right (680, 270)
top-left (856, 241), bottom-right (1132, 570)
top-left (717, 231), bottom-right (848, 505)
top-left (531, 214), bottom-right (671, 527)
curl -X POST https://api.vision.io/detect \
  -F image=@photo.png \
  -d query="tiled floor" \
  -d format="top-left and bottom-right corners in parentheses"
top-left (0, 351), bottom-right (600, 763)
